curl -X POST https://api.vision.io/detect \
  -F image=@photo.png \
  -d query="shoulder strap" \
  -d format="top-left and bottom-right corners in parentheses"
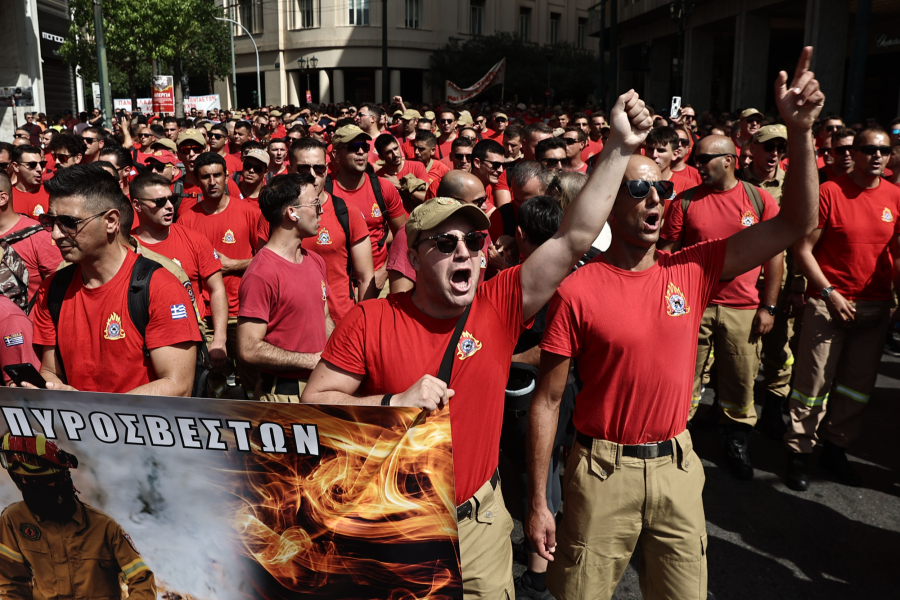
top-left (367, 172), bottom-right (389, 249)
top-left (47, 264), bottom-right (79, 384)
top-left (266, 171), bottom-right (273, 184)
top-left (741, 181), bottom-right (765, 221)
top-left (680, 185), bottom-right (700, 216)
top-left (0, 225), bottom-right (44, 245)
top-left (171, 180), bottom-right (185, 221)
top-left (324, 175), bottom-right (334, 196)
top-left (437, 303), bottom-right (472, 385)
top-left (330, 194), bottom-right (357, 301)
top-left (127, 256), bottom-right (164, 358)
top-left (232, 171), bottom-right (241, 186)
top-left (131, 148), bottom-right (139, 163)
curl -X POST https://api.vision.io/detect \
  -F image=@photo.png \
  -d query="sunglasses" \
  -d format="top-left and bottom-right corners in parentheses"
top-left (292, 200), bottom-right (323, 215)
top-left (563, 138), bottom-right (580, 146)
top-left (833, 145), bottom-right (853, 154)
top-left (38, 210), bottom-right (110, 233)
top-left (622, 179), bottom-right (675, 199)
top-left (762, 141), bottom-right (787, 153)
top-left (857, 145), bottom-right (891, 156)
top-left (439, 119), bottom-right (455, 124)
top-left (470, 196), bottom-right (488, 208)
top-left (52, 153), bottom-right (73, 162)
top-left (541, 157), bottom-right (569, 168)
top-left (345, 141), bottom-right (369, 154)
top-left (17, 161), bottom-right (48, 170)
top-left (14, 134), bottom-right (30, 140)
top-left (147, 162), bottom-right (171, 173)
top-left (416, 231), bottom-right (486, 254)
top-left (243, 162), bottom-right (267, 174)
top-left (295, 163), bottom-right (328, 176)
top-left (138, 133), bottom-right (152, 138)
top-left (695, 153), bottom-right (733, 165)
top-left (81, 137), bottom-right (98, 145)
top-left (135, 194), bottom-right (176, 208)
top-left (180, 145), bottom-right (204, 155)
top-left (745, 118), bottom-right (762, 125)
top-left (208, 133), bottom-right (226, 140)
top-left (682, 114), bottom-right (695, 120)
top-left (825, 125), bottom-right (839, 132)
top-left (676, 139), bottom-right (691, 147)
top-left (453, 153), bottom-right (472, 162)
top-left (495, 117), bottom-right (507, 123)
top-left (475, 119), bottom-right (486, 124)
top-left (481, 159), bottom-right (504, 170)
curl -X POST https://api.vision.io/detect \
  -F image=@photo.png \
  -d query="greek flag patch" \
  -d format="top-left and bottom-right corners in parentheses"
top-left (3, 333), bottom-right (24, 347)
top-left (170, 304), bottom-right (188, 320)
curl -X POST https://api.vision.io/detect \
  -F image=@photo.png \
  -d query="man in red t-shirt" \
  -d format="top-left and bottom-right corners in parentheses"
top-left (27, 164), bottom-right (200, 395)
top-left (208, 123), bottom-right (243, 176)
top-left (413, 131), bottom-right (450, 191)
top-left (130, 172), bottom-right (228, 372)
top-left (302, 90), bottom-right (655, 599)
top-left (0, 295), bottom-right (39, 381)
top-left (328, 125), bottom-right (406, 295)
top-left (237, 148), bottom-right (269, 203)
top-left (471, 139), bottom-right (505, 211)
top-left (583, 113), bottom-right (606, 162)
top-left (644, 127), bottom-right (685, 202)
top-left (562, 127), bottom-right (588, 173)
top-left (238, 173), bottom-right (334, 402)
top-left (785, 127), bottom-right (900, 492)
top-left (819, 127), bottom-right (855, 184)
top-left (10, 146), bottom-right (50, 218)
top-left (374, 134), bottom-right (429, 213)
top-left (493, 123), bottom-right (554, 208)
top-left (671, 128), bottom-right (702, 188)
top-left (266, 138), bottom-right (289, 176)
top-left (660, 135), bottom-right (782, 480)
top-left (526, 50), bottom-right (823, 600)
top-left (175, 130), bottom-right (243, 215)
top-left (435, 110), bottom-right (459, 165)
top-left (178, 152), bottom-right (259, 398)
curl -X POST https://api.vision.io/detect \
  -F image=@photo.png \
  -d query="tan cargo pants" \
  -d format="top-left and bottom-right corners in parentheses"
top-left (690, 305), bottom-right (761, 425)
top-left (785, 298), bottom-right (890, 453)
top-left (204, 316), bottom-right (260, 399)
top-left (548, 429), bottom-right (707, 600)
top-left (457, 478), bottom-right (515, 599)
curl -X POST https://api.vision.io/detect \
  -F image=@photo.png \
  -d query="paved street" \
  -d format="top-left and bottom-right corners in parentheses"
top-left (509, 351), bottom-right (900, 600)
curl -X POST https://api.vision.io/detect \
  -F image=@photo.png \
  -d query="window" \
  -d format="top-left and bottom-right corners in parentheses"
top-left (577, 17), bottom-right (587, 49)
top-left (519, 7), bottom-right (531, 42)
top-left (470, 0), bottom-right (485, 35)
top-left (549, 12), bottom-right (561, 45)
top-left (405, 0), bottom-right (420, 29)
top-left (349, 0), bottom-right (369, 26)
top-left (235, 0), bottom-right (263, 35)
top-left (291, 0), bottom-right (317, 29)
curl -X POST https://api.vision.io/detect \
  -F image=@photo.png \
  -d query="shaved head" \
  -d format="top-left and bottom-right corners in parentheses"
top-left (696, 135), bottom-right (736, 156)
top-left (695, 135), bottom-right (738, 189)
top-left (435, 170), bottom-right (486, 204)
top-left (623, 155), bottom-right (661, 182)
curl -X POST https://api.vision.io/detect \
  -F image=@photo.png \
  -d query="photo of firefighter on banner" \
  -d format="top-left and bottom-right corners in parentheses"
top-left (0, 389), bottom-right (462, 599)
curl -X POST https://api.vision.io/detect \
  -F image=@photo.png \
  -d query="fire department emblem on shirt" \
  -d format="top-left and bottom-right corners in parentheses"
top-left (740, 211), bottom-right (756, 227)
top-left (103, 313), bottom-right (126, 340)
top-left (456, 331), bottom-right (482, 360)
top-left (371, 203), bottom-right (382, 218)
top-left (882, 208), bottom-right (894, 223)
top-left (317, 228), bottom-right (332, 245)
top-left (19, 523), bottom-right (40, 541)
top-left (321, 281), bottom-right (327, 301)
top-left (665, 282), bottom-right (690, 317)
top-left (32, 205), bottom-right (45, 216)
top-left (222, 229), bottom-right (236, 244)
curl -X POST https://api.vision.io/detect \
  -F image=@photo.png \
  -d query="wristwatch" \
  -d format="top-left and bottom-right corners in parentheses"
top-left (760, 304), bottom-right (777, 316)
top-left (820, 285), bottom-right (835, 299)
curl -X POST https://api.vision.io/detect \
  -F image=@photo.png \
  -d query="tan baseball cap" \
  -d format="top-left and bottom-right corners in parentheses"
top-left (740, 108), bottom-right (764, 120)
top-left (405, 197), bottom-right (491, 248)
top-left (458, 112), bottom-right (473, 125)
top-left (495, 112), bottom-right (508, 120)
top-left (176, 129), bottom-right (207, 147)
top-left (423, 111), bottom-right (436, 121)
top-left (243, 148), bottom-right (270, 167)
top-left (270, 110), bottom-right (282, 117)
top-left (149, 138), bottom-right (177, 153)
top-left (331, 125), bottom-right (371, 149)
top-left (752, 124), bottom-right (788, 144)
top-left (401, 109), bottom-right (421, 120)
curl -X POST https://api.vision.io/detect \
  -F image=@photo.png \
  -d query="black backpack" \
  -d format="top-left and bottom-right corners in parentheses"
top-left (325, 173), bottom-right (388, 248)
top-left (46, 256), bottom-right (210, 397)
top-left (169, 179), bottom-right (185, 222)
top-left (681, 181), bottom-right (765, 221)
top-left (329, 194), bottom-right (358, 301)
top-left (0, 225), bottom-right (44, 314)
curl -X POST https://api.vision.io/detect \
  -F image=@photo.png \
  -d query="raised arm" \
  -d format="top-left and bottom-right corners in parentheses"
top-left (720, 47), bottom-right (824, 281)
top-left (520, 91), bottom-right (652, 319)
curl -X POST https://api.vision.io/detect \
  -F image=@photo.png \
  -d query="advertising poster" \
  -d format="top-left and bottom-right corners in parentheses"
top-left (0, 389), bottom-right (462, 599)
top-left (0, 87), bottom-right (35, 107)
top-left (152, 76), bottom-right (175, 114)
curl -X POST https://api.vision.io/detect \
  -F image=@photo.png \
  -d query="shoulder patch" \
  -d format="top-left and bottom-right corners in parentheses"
top-left (124, 532), bottom-right (140, 555)
top-left (19, 522), bottom-right (40, 541)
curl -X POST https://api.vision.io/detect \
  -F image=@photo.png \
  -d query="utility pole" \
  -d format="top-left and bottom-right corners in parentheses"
top-left (382, 0), bottom-right (388, 104)
top-left (226, 1), bottom-right (237, 109)
top-left (93, 0), bottom-right (112, 127)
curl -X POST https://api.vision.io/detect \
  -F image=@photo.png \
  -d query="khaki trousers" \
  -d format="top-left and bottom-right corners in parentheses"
top-left (760, 287), bottom-right (795, 398)
top-left (253, 376), bottom-right (307, 403)
top-left (205, 316), bottom-right (260, 399)
top-left (785, 298), bottom-right (890, 453)
top-left (690, 305), bottom-right (761, 425)
top-left (458, 478), bottom-right (515, 600)
top-left (548, 430), bottom-right (707, 600)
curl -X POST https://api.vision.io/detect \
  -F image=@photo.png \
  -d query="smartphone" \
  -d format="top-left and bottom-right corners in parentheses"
top-left (670, 96), bottom-right (682, 119)
top-left (3, 363), bottom-right (46, 389)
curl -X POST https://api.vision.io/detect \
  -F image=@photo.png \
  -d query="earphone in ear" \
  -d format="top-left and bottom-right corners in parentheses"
top-left (291, 215), bottom-right (299, 221)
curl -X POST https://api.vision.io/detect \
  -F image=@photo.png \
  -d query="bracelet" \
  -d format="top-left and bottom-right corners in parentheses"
top-left (820, 285), bottom-right (835, 299)
top-left (381, 394), bottom-right (393, 407)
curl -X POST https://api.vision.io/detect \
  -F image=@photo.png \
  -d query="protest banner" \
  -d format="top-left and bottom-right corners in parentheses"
top-left (184, 95), bottom-right (222, 112)
top-left (137, 98), bottom-right (153, 113)
top-left (0, 388), bottom-right (461, 599)
top-left (152, 76), bottom-right (175, 114)
top-left (445, 58), bottom-right (506, 105)
top-left (114, 98), bottom-right (132, 111)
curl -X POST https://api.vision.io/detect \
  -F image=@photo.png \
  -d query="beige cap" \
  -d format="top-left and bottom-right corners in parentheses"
top-left (516, 103), bottom-right (526, 110)
top-left (331, 124), bottom-right (371, 149)
top-left (405, 197), bottom-right (491, 248)
top-left (149, 138), bottom-right (177, 153)
top-left (176, 129), bottom-right (207, 147)
top-left (243, 148), bottom-right (270, 167)
top-left (752, 124), bottom-right (788, 144)
top-left (270, 110), bottom-right (282, 117)
top-left (458, 112), bottom-right (473, 125)
top-left (401, 109), bottom-right (421, 120)
top-left (740, 108), bottom-right (763, 120)
top-left (423, 111), bottom-right (436, 121)
top-left (494, 112), bottom-right (508, 120)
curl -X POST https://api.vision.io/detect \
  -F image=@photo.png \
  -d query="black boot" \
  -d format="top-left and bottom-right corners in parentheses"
top-left (785, 452), bottom-right (810, 491)
top-left (758, 391), bottom-right (788, 441)
top-left (819, 441), bottom-right (862, 487)
top-left (720, 424), bottom-right (754, 480)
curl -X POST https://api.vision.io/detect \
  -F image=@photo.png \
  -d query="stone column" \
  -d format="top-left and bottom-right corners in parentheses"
top-left (287, 71), bottom-right (300, 106)
top-left (390, 70), bottom-right (401, 100)
top-left (333, 69), bottom-right (345, 104)
top-left (731, 7), bottom-right (770, 111)
top-left (375, 69), bottom-right (383, 105)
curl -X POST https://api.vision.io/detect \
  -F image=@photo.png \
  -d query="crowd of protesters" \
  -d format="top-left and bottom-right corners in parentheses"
top-left (0, 45), bottom-right (897, 600)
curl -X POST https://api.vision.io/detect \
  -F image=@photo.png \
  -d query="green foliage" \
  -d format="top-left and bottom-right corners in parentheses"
top-left (428, 33), bottom-right (599, 105)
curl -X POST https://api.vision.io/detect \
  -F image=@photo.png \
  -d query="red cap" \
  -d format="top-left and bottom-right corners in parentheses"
top-left (141, 149), bottom-right (178, 166)
top-left (308, 124), bottom-right (325, 134)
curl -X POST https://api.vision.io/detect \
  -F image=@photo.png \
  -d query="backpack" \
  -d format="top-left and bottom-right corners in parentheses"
top-left (170, 179), bottom-right (185, 222)
top-left (325, 173), bottom-right (389, 248)
top-left (681, 181), bottom-right (765, 222)
top-left (46, 256), bottom-right (211, 397)
top-left (330, 194), bottom-right (357, 301)
top-left (0, 225), bottom-right (44, 314)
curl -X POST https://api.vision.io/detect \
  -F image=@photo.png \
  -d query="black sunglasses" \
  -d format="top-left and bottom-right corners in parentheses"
top-left (857, 145), bottom-right (891, 156)
top-left (135, 194), bottom-right (176, 208)
top-left (138, 133), bottom-right (152, 138)
top-left (695, 153), bottom-right (733, 165)
top-left (439, 119), bottom-right (455, 124)
top-left (209, 133), bottom-right (226, 140)
top-left (541, 157), bottom-right (569, 168)
top-left (17, 161), bottom-right (47, 170)
top-left (677, 139), bottom-right (691, 147)
top-left (14, 134), bottom-right (30, 140)
top-left (825, 124), bottom-right (839, 132)
top-left (762, 141), bottom-right (787, 153)
top-left (495, 117), bottom-right (507, 123)
top-left (481, 159), bottom-right (504, 170)
top-left (745, 117), bottom-right (762, 125)
top-left (622, 180), bottom-right (675, 199)
top-left (346, 141), bottom-right (369, 154)
top-left (52, 153), bottom-right (73, 162)
top-left (416, 231), bottom-right (486, 254)
top-left (453, 153), bottom-right (472, 162)
top-left (243, 162), bottom-right (267, 174)
top-left (563, 138), bottom-right (580, 146)
top-left (470, 196), bottom-right (488, 208)
top-left (38, 210), bottom-right (110, 233)
top-left (180, 145), bottom-right (204, 155)
top-left (295, 163), bottom-right (328, 176)
top-left (833, 145), bottom-right (853, 154)
top-left (81, 137), bottom-right (98, 145)
top-left (147, 162), bottom-right (171, 173)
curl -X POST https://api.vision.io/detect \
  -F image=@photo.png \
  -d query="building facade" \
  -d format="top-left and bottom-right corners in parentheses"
top-left (214, 0), bottom-right (602, 108)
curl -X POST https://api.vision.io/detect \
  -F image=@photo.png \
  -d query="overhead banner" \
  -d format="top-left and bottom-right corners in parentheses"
top-left (445, 58), bottom-right (506, 105)
top-left (184, 94), bottom-right (222, 112)
top-left (0, 389), bottom-right (462, 599)
top-left (152, 75), bottom-right (175, 114)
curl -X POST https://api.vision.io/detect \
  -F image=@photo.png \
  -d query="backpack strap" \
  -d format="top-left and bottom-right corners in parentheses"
top-left (330, 194), bottom-right (357, 301)
top-left (266, 171), bottom-right (273, 184)
top-left (680, 185), bottom-right (700, 216)
top-left (367, 172), bottom-right (389, 249)
top-left (127, 256), bottom-right (164, 359)
top-left (232, 171), bottom-right (241, 186)
top-left (437, 303), bottom-right (472, 385)
top-left (131, 148), bottom-right (139, 163)
top-left (741, 180), bottom-right (765, 222)
top-left (0, 225), bottom-right (44, 245)
top-left (324, 175), bottom-right (334, 196)
top-left (170, 180), bottom-right (185, 221)
top-left (47, 264), bottom-right (79, 384)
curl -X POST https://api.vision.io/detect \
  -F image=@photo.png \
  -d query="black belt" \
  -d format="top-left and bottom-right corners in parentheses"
top-left (456, 468), bottom-right (500, 522)
top-left (260, 372), bottom-right (304, 396)
top-left (576, 431), bottom-right (674, 459)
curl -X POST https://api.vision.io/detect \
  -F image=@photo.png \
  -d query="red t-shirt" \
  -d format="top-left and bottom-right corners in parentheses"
top-left (581, 139), bottom-right (603, 163)
top-left (668, 171), bottom-right (694, 197)
top-left (661, 183), bottom-right (779, 309)
top-left (386, 227), bottom-right (489, 287)
top-left (2, 216), bottom-right (62, 301)
top-left (331, 176), bottom-right (404, 269)
top-left (30, 251), bottom-right (201, 393)
top-left (238, 248), bottom-right (329, 378)
top-left (176, 179), bottom-right (244, 216)
top-left (0, 296), bottom-right (39, 382)
top-left (137, 224), bottom-right (222, 320)
top-left (424, 158), bottom-right (450, 189)
top-left (322, 266), bottom-right (528, 505)
top-left (376, 160), bottom-right (429, 214)
top-left (671, 164), bottom-right (702, 188)
top-left (223, 153), bottom-right (244, 178)
top-left (541, 240), bottom-right (727, 445)
top-left (12, 185), bottom-right (50, 218)
top-left (811, 175), bottom-right (900, 301)
top-left (177, 197), bottom-right (259, 316)
top-left (435, 137), bottom-right (456, 166)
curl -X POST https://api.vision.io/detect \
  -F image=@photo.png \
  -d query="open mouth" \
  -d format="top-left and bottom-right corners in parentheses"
top-left (449, 267), bottom-right (472, 293)
top-left (643, 212), bottom-right (660, 231)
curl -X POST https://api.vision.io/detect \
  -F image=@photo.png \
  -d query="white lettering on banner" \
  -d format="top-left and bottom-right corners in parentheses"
top-left (41, 31), bottom-right (65, 44)
top-left (183, 95), bottom-right (222, 112)
top-left (445, 58), bottom-right (506, 105)
top-left (876, 34), bottom-right (900, 49)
